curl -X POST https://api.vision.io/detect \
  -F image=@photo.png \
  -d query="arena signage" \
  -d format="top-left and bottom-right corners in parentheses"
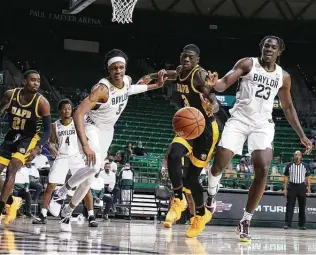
top-left (29, 9), bottom-right (102, 26)
top-left (211, 191), bottom-right (316, 222)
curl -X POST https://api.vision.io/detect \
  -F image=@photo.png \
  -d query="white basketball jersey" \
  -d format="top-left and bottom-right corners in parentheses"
top-left (86, 75), bottom-right (130, 130)
top-left (55, 119), bottom-right (80, 156)
top-left (229, 57), bottom-right (283, 126)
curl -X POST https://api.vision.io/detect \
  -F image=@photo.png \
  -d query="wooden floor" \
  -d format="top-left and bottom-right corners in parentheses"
top-left (0, 217), bottom-right (315, 254)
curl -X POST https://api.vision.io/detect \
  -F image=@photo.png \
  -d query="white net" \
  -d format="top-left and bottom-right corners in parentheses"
top-left (111, 0), bottom-right (138, 24)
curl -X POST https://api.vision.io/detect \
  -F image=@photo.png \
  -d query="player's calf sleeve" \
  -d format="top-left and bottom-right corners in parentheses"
top-left (70, 176), bottom-right (95, 207)
top-left (67, 154), bottom-right (101, 188)
top-left (207, 171), bottom-right (222, 196)
top-left (167, 144), bottom-right (186, 190)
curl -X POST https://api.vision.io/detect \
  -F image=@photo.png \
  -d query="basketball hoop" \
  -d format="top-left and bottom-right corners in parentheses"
top-left (111, 0), bottom-right (138, 24)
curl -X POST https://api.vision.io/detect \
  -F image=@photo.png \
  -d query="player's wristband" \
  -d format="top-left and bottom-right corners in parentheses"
top-left (129, 84), bottom-right (148, 95)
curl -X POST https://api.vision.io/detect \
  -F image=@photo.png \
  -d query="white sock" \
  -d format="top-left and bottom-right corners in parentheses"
top-left (70, 176), bottom-right (95, 207)
top-left (241, 211), bottom-right (253, 222)
top-left (62, 204), bottom-right (74, 217)
top-left (41, 208), bottom-right (47, 217)
top-left (88, 210), bottom-right (94, 217)
top-left (207, 170), bottom-right (222, 196)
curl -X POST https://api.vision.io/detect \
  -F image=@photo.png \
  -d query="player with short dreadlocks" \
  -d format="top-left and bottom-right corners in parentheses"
top-left (204, 35), bottom-right (312, 241)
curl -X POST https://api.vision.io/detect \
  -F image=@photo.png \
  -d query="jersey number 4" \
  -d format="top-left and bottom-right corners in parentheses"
top-left (65, 136), bottom-right (70, 146)
top-left (255, 84), bottom-right (271, 100)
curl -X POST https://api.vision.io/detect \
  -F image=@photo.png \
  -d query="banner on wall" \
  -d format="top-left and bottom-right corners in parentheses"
top-left (216, 95), bottom-right (236, 107)
top-left (215, 95), bottom-right (282, 109)
top-left (29, 9), bottom-right (102, 26)
top-left (212, 192), bottom-right (316, 222)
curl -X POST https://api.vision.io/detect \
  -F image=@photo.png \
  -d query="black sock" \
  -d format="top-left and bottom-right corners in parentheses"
top-left (0, 201), bottom-right (5, 215)
top-left (196, 206), bottom-right (205, 216)
top-left (173, 188), bottom-right (183, 200)
top-left (7, 195), bottom-right (13, 205)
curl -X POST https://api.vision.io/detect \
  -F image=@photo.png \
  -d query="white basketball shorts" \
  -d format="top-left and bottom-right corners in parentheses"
top-left (48, 153), bottom-right (85, 184)
top-left (218, 117), bottom-right (275, 155)
top-left (80, 123), bottom-right (114, 169)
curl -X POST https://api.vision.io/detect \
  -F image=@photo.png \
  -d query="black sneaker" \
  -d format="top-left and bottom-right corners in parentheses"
top-left (88, 215), bottom-right (98, 227)
top-left (237, 220), bottom-right (251, 242)
top-left (299, 226), bottom-right (306, 230)
top-left (283, 225), bottom-right (290, 229)
top-left (32, 213), bottom-right (47, 224)
top-left (205, 195), bottom-right (217, 214)
top-left (103, 214), bottom-right (109, 221)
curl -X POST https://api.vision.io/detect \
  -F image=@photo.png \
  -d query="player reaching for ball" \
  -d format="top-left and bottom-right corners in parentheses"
top-left (205, 36), bottom-right (312, 242)
top-left (148, 44), bottom-right (219, 238)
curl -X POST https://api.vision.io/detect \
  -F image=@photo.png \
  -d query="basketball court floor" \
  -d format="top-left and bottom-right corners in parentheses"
top-left (0, 218), bottom-right (315, 254)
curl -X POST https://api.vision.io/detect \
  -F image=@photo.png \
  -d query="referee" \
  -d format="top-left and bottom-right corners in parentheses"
top-left (284, 150), bottom-right (311, 230)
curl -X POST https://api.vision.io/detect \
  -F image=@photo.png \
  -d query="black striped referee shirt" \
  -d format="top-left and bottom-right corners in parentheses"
top-left (284, 162), bottom-right (310, 184)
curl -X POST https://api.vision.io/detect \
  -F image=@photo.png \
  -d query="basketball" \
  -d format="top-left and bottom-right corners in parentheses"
top-left (172, 107), bottom-right (205, 140)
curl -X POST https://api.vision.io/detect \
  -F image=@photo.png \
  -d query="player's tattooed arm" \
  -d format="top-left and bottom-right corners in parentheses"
top-left (134, 70), bottom-right (168, 92)
top-left (0, 90), bottom-right (14, 114)
top-left (279, 71), bottom-right (312, 154)
top-left (213, 58), bottom-right (252, 92)
top-left (147, 68), bottom-right (179, 81)
top-left (74, 84), bottom-right (109, 147)
top-left (194, 69), bottom-right (219, 114)
top-left (48, 123), bottom-right (58, 158)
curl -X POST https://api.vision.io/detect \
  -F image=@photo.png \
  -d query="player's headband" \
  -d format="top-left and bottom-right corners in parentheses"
top-left (107, 56), bottom-right (126, 67)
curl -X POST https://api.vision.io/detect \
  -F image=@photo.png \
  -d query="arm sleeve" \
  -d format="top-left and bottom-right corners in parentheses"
top-left (284, 163), bottom-right (290, 176)
top-left (37, 115), bottom-right (52, 147)
top-left (129, 85), bottom-right (148, 95)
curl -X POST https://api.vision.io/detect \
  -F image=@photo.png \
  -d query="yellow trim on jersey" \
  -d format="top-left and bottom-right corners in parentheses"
top-left (190, 67), bottom-right (201, 94)
top-left (188, 121), bottom-right (219, 168)
top-left (16, 89), bottom-right (37, 108)
top-left (181, 157), bottom-right (185, 166)
top-left (35, 95), bottom-right (42, 118)
top-left (7, 88), bottom-right (17, 110)
top-left (179, 65), bottom-right (199, 82)
top-left (105, 77), bottom-right (126, 91)
top-left (172, 137), bottom-right (192, 156)
top-left (12, 134), bottom-right (40, 164)
top-left (182, 187), bottom-right (192, 194)
top-left (0, 157), bottom-right (10, 167)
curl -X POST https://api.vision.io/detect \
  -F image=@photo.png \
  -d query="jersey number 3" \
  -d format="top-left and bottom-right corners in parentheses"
top-left (65, 136), bottom-right (70, 146)
top-left (181, 95), bottom-right (190, 107)
top-left (255, 84), bottom-right (271, 100)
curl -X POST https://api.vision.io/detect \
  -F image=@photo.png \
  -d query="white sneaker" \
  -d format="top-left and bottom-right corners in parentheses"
top-left (60, 207), bottom-right (72, 232)
top-left (48, 189), bottom-right (67, 217)
top-left (60, 216), bottom-right (72, 232)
